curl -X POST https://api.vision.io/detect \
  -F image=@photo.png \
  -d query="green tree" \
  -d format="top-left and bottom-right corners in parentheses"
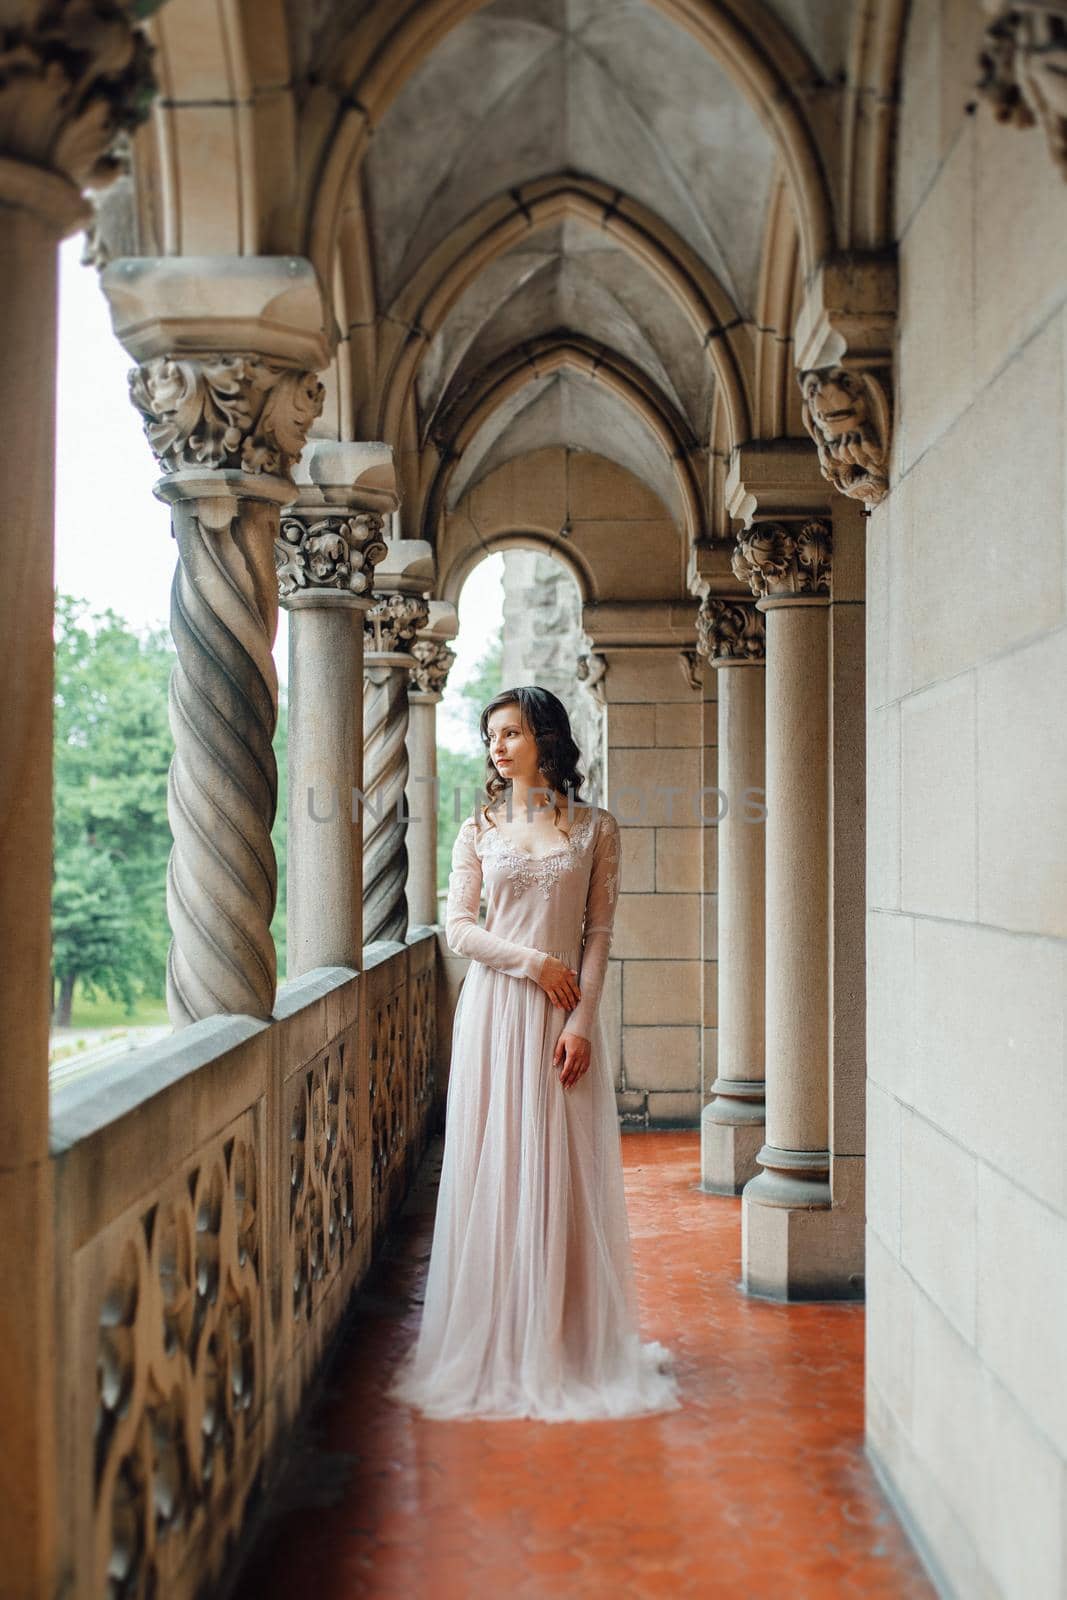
top-left (271, 685), bottom-right (289, 980)
top-left (435, 625), bottom-right (504, 897)
top-left (52, 594), bottom-right (174, 1023)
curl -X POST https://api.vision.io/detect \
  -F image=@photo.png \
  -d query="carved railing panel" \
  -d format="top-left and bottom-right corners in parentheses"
top-left (369, 985), bottom-right (407, 1240)
top-left (56, 941), bottom-right (436, 1599)
top-left (287, 1030), bottom-right (360, 1334)
top-left (407, 948), bottom-right (436, 1163)
top-left (84, 1115), bottom-right (261, 1600)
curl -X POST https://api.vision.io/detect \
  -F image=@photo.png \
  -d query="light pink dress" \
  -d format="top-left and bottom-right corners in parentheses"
top-left (387, 801), bottom-right (681, 1422)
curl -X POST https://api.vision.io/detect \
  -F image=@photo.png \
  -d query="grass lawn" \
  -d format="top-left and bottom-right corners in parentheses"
top-left (59, 983), bottom-right (169, 1031)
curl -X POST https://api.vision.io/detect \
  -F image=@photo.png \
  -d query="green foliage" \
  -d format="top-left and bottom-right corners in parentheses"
top-left (435, 625), bottom-right (504, 895)
top-left (271, 687), bottom-right (289, 980)
top-left (52, 594), bottom-right (175, 1018)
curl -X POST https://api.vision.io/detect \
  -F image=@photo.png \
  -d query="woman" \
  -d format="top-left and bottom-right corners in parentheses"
top-left (387, 686), bottom-right (680, 1421)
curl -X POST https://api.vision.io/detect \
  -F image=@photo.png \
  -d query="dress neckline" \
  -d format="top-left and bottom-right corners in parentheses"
top-left (480, 804), bottom-right (596, 861)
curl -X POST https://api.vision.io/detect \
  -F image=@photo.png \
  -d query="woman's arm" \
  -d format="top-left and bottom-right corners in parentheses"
top-left (565, 809), bottom-right (622, 1041)
top-left (444, 817), bottom-right (547, 983)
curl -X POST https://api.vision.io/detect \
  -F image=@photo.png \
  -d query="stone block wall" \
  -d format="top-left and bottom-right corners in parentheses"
top-left (603, 648), bottom-right (707, 1127)
top-left (865, 3), bottom-right (1067, 1593)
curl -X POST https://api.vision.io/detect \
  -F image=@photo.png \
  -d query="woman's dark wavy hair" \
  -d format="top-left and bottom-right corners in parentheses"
top-left (478, 686), bottom-right (588, 838)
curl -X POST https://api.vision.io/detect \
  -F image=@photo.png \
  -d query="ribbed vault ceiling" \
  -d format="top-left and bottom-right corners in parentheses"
top-left (367, 0), bottom-right (778, 313)
top-left (448, 369), bottom-right (685, 521)
top-left (337, 0), bottom-right (848, 534)
top-left (417, 217), bottom-right (710, 438)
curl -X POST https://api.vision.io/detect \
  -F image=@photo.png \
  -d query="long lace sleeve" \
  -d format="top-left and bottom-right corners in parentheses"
top-left (566, 809), bottom-right (622, 1042)
top-left (444, 818), bottom-right (547, 983)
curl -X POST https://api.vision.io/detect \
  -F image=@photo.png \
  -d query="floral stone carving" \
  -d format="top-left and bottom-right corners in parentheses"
top-left (697, 597), bottom-right (766, 662)
top-left (364, 592), bottom-right (431, 655)
top-left (731, 521), bottom-right (832, 600)
top-left (276, 511), bottom-right (388, 600)
top-left (0, 0), bottom-right (157, 189)
top-left (408, 638), bottom-right (456, 695)
top-left (129, 354), bottom-right (326, 477)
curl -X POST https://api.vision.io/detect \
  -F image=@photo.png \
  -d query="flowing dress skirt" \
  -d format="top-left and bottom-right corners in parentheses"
top-left (387, 956), bottom-right (682, 1422)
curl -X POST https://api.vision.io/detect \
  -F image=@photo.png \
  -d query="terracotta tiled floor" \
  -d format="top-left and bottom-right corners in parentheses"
top-left (234, 1132), bottom-right (934, 1600)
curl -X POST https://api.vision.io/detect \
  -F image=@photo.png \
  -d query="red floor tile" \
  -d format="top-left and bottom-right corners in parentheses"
top-left (233, 1132), bottom-right (934, 1600)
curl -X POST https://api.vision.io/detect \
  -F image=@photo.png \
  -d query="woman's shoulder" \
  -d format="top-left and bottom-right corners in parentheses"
top-left (456, 812), bottom-right (485, 847)
top-left (572, 803), bottom-right (618, 846)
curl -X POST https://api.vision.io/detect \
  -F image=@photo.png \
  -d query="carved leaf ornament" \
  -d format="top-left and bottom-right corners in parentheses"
top-left (0, 0), bottom-right (159, 189)
top-left (129, 355), bottom-right (326, 477)
top-left (697, 597), bottom-right (766, 662)
top-left (731, 521), bottom-right (833, 600)
top-left (275, 512), bottom-right (388, 599)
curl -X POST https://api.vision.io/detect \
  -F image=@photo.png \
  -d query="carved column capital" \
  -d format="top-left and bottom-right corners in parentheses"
top-left (0, 0), bottom-right (156, 228)
top-left (408, 637), bottom-right (456, 695)
top-left (276, 510), bottom-right (387, 603)
top-left (796, 366), bottom-right (890, 507)
top-left (696, 597), bottom-right (766, 663)
top-left (978, 1), bottom-right (1067, 179)
top-left (732, 521), bottom-right (832, 602)
top-left (129, 354), bottom-right (325, 481)
top-left (364, 592), bottom-right (431, 656)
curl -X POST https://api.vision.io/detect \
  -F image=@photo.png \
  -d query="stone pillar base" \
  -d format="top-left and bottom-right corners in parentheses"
top-left (741, 1154), bottom-right (865, 1301)
top-left (699, 1078), bottom-right (765, 1194)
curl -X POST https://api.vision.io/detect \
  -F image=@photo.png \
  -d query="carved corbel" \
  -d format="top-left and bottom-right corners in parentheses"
top-left (978, 1), bottom-right (1067, 178)
top-left (793, 256), bottom-right (896, 509)
top-left (797, 367), bottom-right (890, 507)
top-left (576, 649), bottom-right (608, 708)
top-left (679, 649), bottom-right (704, 692)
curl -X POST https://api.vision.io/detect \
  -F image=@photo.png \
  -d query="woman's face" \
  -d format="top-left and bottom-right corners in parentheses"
top-left (486, 703), bottom-right (540, 785)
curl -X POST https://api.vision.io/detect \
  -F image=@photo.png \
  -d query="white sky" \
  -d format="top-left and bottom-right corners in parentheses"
top-left (53, 235), bottom-right (503, 751)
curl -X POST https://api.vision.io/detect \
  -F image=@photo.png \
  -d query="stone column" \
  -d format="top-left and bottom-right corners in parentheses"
top-left (696, 597), bottom-right (767, 1194)
top-left (362, 543), bottom-right (433, 944)
top-left (406, 624), bottom-right (457, 929)
top-left (102, 258), bottom-right (334, 1025)
top-left (277, 442), bottom-right (394, 974)
top-left (0, 8), bottom-right (155, 1589)
top-left (732, 519), bottom-right (836, 1296)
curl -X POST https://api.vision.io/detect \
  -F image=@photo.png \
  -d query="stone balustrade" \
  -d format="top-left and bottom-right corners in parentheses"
top-left (49, 937), bottom-right (437, 1600)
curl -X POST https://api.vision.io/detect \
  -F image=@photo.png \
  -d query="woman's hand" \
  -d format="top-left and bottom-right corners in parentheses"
top-left (537, 954), bottom-right (581, 1011)
top-left (554, 1031), bottom-right (591, 1090)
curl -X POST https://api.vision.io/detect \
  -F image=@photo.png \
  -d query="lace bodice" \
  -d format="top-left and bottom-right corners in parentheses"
top-left (477, 802), bottom-right (599, 899)
top-left (444, 803), bottom-right (622, 1042)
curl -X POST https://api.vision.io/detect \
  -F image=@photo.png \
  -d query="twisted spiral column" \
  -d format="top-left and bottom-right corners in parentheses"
top-left (113, 300), bottom-right (331, 1026)
top-left (162, 483), bottom-right (289, 1023)
top-left (363, 592), bottom-right (430, 945)
top-left (362, 661), bottom-right (414, 945)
